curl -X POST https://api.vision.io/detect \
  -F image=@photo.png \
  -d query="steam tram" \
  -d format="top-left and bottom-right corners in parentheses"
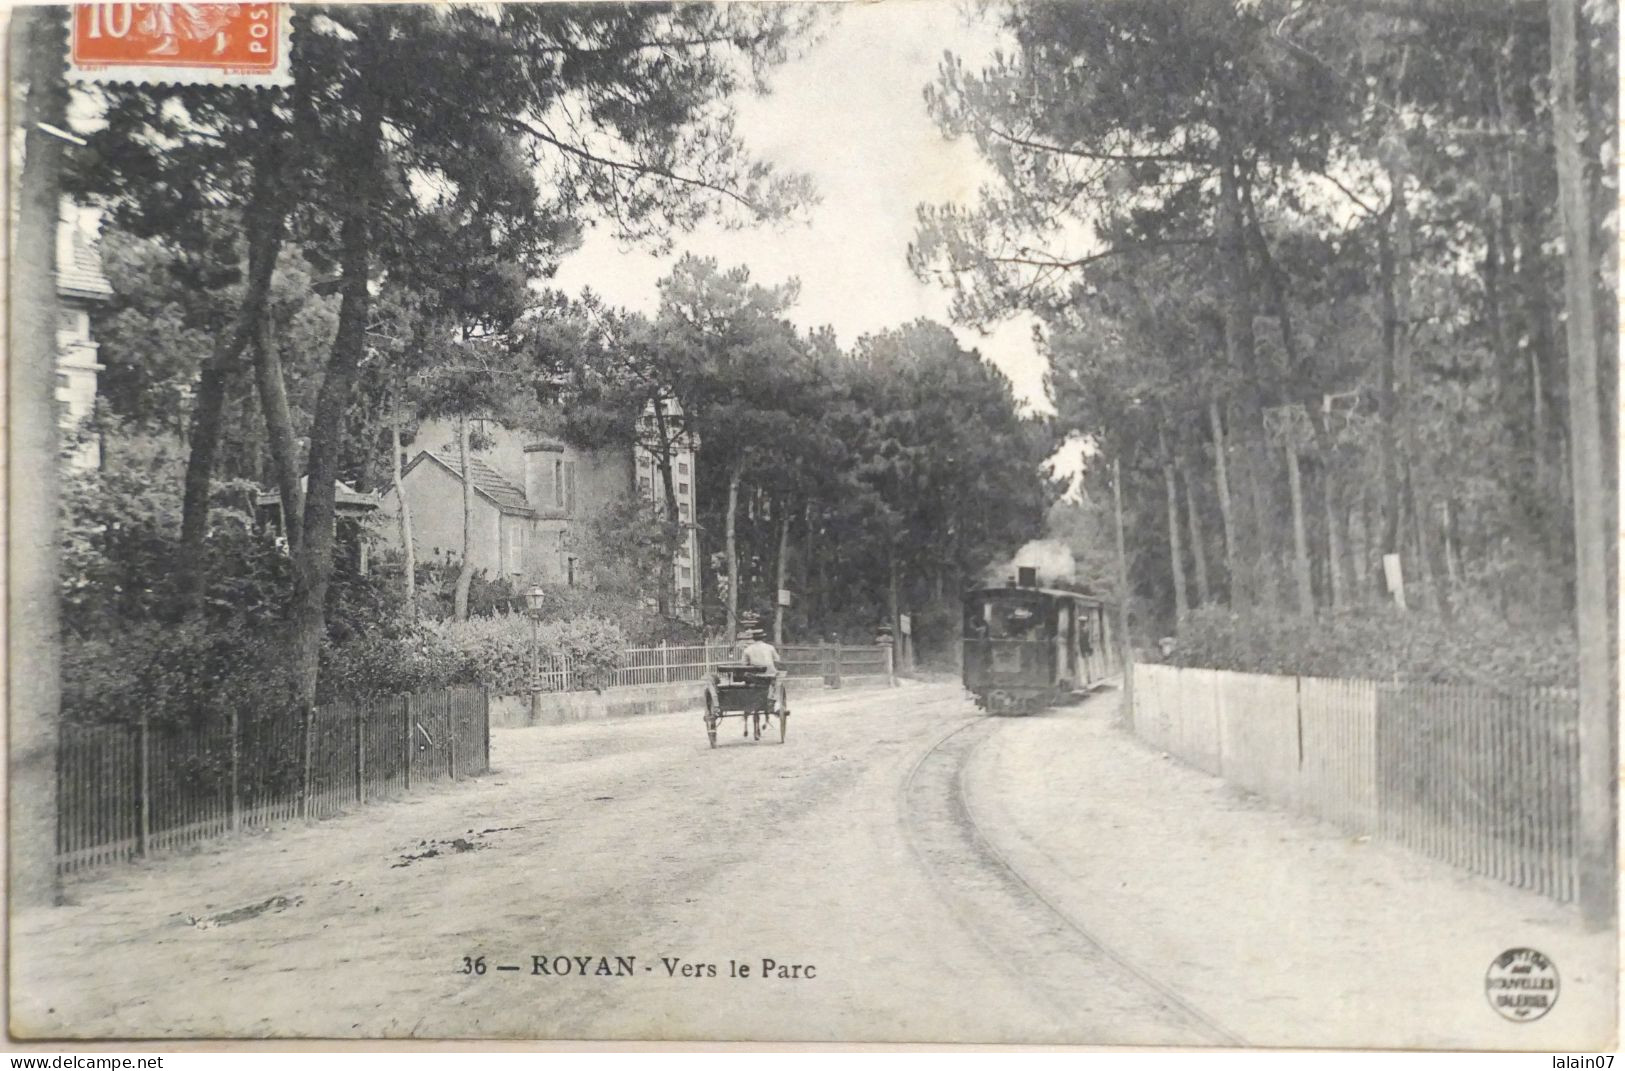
top-left (961, 567), bottom-right (1119, 713)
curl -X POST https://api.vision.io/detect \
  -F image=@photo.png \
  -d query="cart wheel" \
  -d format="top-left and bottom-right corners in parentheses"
top-left (704, 696), bottom-right (718, 749)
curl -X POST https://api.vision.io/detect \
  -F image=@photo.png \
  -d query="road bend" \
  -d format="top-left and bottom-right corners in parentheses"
top-left (14, 681), bottom-right (1237, 1044)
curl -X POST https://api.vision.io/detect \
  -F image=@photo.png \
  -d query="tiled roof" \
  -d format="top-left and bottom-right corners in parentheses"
top-left (425, 448), bottom-right (533, 515)
top-left (254, 477), bottom-right (380, 512)
top-left (57, 209), bottom-right (113, 302)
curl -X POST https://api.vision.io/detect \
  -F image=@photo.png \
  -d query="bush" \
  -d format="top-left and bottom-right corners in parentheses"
top-left (421, 612), bottom-right (626, 695)
top-left (1165, 604), bottom-right (1577, 689)
top-left (319, 625), bottom-right (466, 702)
top-left (61, 620), bottom-right (295, 729)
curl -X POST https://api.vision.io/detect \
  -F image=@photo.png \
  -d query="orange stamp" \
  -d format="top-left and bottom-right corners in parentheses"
top-left (69, 4), bottom-right (291, 87)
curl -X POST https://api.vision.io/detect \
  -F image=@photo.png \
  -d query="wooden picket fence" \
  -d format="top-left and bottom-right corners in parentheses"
top-left (608, 643), bottom-right (894, 689)
top-left (56, 686), bottom-right (490, 875)
top-left (1130, 663), bottom-right (1581, 903)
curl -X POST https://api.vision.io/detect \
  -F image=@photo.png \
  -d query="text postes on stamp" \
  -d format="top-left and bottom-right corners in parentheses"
top-left (1485, 948), bottom-right (1560, 1023)
top-left (69, 4), bottom-right (291, 87)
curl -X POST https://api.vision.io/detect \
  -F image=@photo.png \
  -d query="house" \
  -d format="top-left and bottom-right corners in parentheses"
top-left (633, 402), bottom-right (701, 609)
top-left (56, 200), bottom-right (113, 468)
top-left (377, 414), bottom-right (701, 615)
top-left (254, 476), bottom-right (382, 574)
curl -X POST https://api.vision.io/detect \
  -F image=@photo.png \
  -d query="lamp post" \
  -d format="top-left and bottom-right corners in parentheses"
top-left (526, 584), bottom-right (545, 723)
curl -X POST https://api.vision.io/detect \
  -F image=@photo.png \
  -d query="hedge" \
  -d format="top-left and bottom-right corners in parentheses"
top-left (1162, 604), bottom-right (1577, 690)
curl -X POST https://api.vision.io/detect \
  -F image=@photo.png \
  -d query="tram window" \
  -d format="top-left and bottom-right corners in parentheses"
top-left (1078, 617), bottom-right (1094, 655)
top-left (986, 600), bottom-right (1043, 639)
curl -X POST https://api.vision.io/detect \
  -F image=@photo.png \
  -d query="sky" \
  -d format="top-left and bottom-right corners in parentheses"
top-left (548, 0), bottom-right (1057, 417)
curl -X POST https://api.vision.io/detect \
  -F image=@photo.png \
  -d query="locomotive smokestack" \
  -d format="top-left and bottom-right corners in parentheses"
top-left (1017, 566), bottom-right (1038, 588)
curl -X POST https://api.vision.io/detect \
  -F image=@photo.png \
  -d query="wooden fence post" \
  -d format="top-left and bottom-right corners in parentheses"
top-left (402, 694), bottom-right (413, 792)
top-left (355, 708), bottom-right (366, 805)
top-left (661, 640), bottom-right (670, 685)
top-left (448, 695), bottom-right (459, 781)
top-left (136, 717), bottom-right (151, 857)
top-left (229, 708), bottom-right (241, 834)
top-left (299, 700), bottom-right (314, 822)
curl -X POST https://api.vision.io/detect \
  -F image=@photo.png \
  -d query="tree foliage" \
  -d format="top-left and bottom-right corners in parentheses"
top-left (916, 0), bottom-right (1616, 676)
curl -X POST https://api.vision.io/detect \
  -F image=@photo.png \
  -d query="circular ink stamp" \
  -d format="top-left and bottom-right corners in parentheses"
top-left (1486, 947), bottom-right (1559, 1022)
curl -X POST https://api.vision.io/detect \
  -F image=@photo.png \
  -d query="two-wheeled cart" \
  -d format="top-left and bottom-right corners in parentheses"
top-left (703, 664), bottom-right (789, 747)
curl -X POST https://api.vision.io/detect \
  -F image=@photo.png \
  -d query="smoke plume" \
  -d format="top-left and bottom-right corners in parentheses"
top-left (981, 539), bottom-right (1077, 587)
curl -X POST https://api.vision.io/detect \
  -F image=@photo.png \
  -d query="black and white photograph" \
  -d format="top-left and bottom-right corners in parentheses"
top-left (7, 0), bottom-right (1620, 1050)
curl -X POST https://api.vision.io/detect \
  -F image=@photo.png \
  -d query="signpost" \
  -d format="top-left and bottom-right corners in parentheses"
top-left (1382, 553), bottom-right (1407, 611)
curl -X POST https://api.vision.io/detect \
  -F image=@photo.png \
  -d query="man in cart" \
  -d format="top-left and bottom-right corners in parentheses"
top-left (739, 626), bottom-right (784, 678)
top-left (705, 620), bottom-right (790, 743)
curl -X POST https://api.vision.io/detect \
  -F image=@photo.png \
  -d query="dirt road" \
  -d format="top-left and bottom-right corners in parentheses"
top-left (12, 682), bottom-right (1613, 1047)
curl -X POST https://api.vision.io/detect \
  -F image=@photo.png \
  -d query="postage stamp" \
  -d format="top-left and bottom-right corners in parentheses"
top-left (67, 3), bottom-right (291, 87)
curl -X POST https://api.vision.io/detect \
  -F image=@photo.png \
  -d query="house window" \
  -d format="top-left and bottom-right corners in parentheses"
top-left (506, 521), bottom-right (524, 574)
top-left (679, 565), bottom-right (692, 580)
top-left (638, 476), bottom-right (652, 497)
top-left (553, 459), bottom-right (564, 507)
top-left (679, 502), bottom-right (690, 519)
top-left (678, 461), bottom-right (689, 476)
top-left (566, 556), bottom-right (576, 586)
top-left (678, 482), bottom-right (689, 495)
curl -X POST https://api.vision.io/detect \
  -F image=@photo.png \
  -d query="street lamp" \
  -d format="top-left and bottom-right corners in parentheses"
top-left (526, 585), bottom-right (545, 722)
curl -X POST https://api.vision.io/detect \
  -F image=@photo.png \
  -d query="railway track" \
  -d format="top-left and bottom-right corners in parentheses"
top-left (901, 709), bottom-right (1246, 1047)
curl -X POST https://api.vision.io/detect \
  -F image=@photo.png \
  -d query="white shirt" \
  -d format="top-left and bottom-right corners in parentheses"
top-left (741, 640), bottom-right (780, 671)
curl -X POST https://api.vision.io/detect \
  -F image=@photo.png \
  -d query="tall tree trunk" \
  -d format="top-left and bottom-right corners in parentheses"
top-left (1248, 204), bottom-right (1324, 619)
top-left (182, 98), bottom-right (286, 613)
top-left (649, 397), bottom-right (680, 616)
top-left (1355, 487), bottom-right (1374, 596)
top-left (803, 502), bottom-right (820, 631)
top-left (1159, 428), bottom-right (1189, 624)
top-left (1216, 150), bottom-right (1263, 606)
top-left (391, 420), bottom-right (416, 617)
top-left (254, 302), bottom-right (302, 554)
top-left (1378, 222), bottom-right (1404, 564)
top-left (1323, 465), bottom-right (1346, 611)
top-left (1551, 0), bottom-right (1615, 929)
top-left (725, 457), bottom-right (743, 639)
top-left (1112, 457), bottom-right (1134, 714)
top-left (1441, 498), bottom-right (1461, 591)
top-left (1386, 161), bottom-right (1448, 618)
top-left (453, 413), bottom-right (474, 621)
top-left (887, 549), bottom-right (902, 651)
top-left (773, 499), bottom-right (791, 645)
top-left (1284, 446), bottom-right (1314, 616)
top-left (12, 5), bottom-right (66, 908)
top-left (1208, 401), bottom-right (1238, 605)
top-left (1482, 200), bottom-right (1528, 482)
top-left (178, 357), bottom-right (232, 607)
top-left (288, 68), bottom-right (383, 712)
top-left (1237, 439), bottom-right (1276, 608)
top-left (1181, 461), bottom-right (1210, 609)
top-left (1415, 481), bottom-right (1453, 621)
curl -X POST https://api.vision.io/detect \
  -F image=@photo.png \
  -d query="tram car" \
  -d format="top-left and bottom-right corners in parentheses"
top-left (962, 567), bottom-right (1118, 713)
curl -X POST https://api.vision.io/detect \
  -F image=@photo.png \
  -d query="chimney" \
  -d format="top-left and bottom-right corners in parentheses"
top-left (1017, 566), bottom-right (1038, 588)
